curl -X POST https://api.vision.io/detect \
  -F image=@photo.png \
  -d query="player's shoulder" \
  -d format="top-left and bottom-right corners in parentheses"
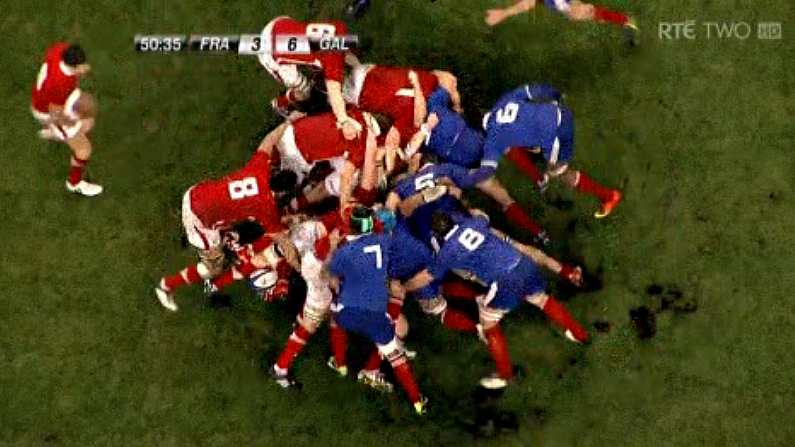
top-left (45, 41), bottom-right (69, 58)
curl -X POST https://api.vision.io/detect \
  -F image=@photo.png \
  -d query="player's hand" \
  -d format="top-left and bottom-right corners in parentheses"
top-left (425, 113), bottom-right (440, 131)
top-left (485, 9), bottom-right (508, 26)
top-left (286, 110), bottom-right (306, 122)
top-left (421, 184), bottom-right (448, 203)
top-left (338, 118), bottom-right (363, 137)
top-left (559, 264), bottom-right (584, 287)
top-left (408, 70), bottom-right (420, 86)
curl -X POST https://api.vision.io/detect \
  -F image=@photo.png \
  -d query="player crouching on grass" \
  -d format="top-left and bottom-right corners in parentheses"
top-left (485, 0), bottom-right (638, 43)
top-left (470, 83), bottom-right (623, 219)
top-left (155, 131), bottom-right (298, 312)
top-left (31, 42), bottom-right (102, 197)
top-left (404, 211), bottom-right (588, 389)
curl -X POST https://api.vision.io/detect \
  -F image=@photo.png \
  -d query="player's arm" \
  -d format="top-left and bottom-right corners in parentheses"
top-left (486, 0), bottom-right (535, 26)
top-left (399, 184), bottom-right (453, 217)
top-left (404, 268), bottom-right (435, 292)
top-left (409, 70), bottom-right (427, 128)
top-left (490, 227), bottom-right (583, 286)
top-left (337, 160), bottom-right (357, 212)
top-left (272, 231), bottom-right (301, 271)
top-left (326, 80), bottom-right (362, 133)
top-left (385, 191), bottom-right (402, 213)
top-left (256, 122), bottom-right (289, 155)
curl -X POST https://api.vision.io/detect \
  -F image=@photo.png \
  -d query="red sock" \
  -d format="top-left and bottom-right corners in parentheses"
top-left (387, 299), bottom-right (403, 320)
top-left (504, 203), bottom-right (543, 237)
top-left (211, 269), bottom-right (236, 291)
top-left (68, 157), bottom-right (88, 186)
top-left (161, 264), bottom-right (202, 292)
top-left (441, 278), bottom-right (483, 300)
top-left (575, 171), bottom-right (615, 203)
top-left (329, 320), bottom-right (348, 368)
top-left (484, 325), bottom-right (513, 380)
top-left (276, 324), bottom-right (312, 370)
top-left (592, 6), bottom-right (629, 26)
top-left (362, 347), bottom-right (382, 372)
top-left (441, 309), bottom-right (477, 333)
top-left (542, 296), bottom-right (589, 343)
top-left (390, 358), bottom-right (421, 404)
top-left (505, 148), bottom-right (543, 184)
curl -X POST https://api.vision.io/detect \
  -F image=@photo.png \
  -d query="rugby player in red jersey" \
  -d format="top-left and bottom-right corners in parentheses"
top-left (259, 16), bottom-right (361, 134)
top-left (31, 42), bottom-right (102, 196)
top-left (155, 129), bottom-right (297, 311)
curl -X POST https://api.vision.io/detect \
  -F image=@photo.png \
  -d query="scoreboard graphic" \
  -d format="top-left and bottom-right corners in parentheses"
top-left (134, 33), bottom-right (359, 55)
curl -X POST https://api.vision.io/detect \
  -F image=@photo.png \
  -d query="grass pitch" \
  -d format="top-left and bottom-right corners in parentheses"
top-left (1, 0), bottom-right (793, 445)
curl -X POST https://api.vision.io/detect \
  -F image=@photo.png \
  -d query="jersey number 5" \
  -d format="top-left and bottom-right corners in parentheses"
top-left (495, 102), bottom-right (519, 124)
top-left (458, 228), bottom-right (485, 251)
top-left (228, 177), bottom-right (259, 200)
top-left (363, 245), bottom-right (383, 269)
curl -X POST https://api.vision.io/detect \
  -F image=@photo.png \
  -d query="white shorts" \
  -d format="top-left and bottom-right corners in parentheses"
top-left (181, 188), bottom-right (222, 251)
top-left (476, 283), bottom-right (509, 325)
top-left (342, 63), bottom-right (374, 105)
top-left (32, 89), bottom-right (83, 141)
top-left (290, 221), bottom-right (332, 321)
top-left (277, 125), bottom-right (313, 182)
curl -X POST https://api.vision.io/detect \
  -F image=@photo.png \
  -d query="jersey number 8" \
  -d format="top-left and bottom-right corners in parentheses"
top-left (458, 228), bottom-right (485, 251)
top-left (228, 177), bottom-right (259, 200)
top-left (306, 23), bottom-right (336, 40)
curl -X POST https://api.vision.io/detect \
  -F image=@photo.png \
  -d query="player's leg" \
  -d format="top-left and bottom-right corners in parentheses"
top-left (557, 166), bottom-right (622, 218)
top-left (62, 93), bottom-right (102, 196)
top-left (327, 317), bottom-right (349, 376)
top-left (476, 289), bottom-right (515, 388)
top-left (504, 147), bottom-right (545, 187)
top-left (431, 70), bottom-right (462, 112)
top-left (418, 294), bottom-right (478, 333)
top-left (476, 176), bottom-right (547, 243)
top-left (271, 251), bottom-right (332, 387)
top-left (156, 248), bottom-right (223, 312)
top-left (378, 336), bottom-right (425, 414)
top-left (526, 292), bottom-right (589, 343)
top-left (485, 0), bottom-right (537, 27)
top-left (155, 193), bottom-right (225, 311)
top-left (566, 0), bottom-right (632, 28)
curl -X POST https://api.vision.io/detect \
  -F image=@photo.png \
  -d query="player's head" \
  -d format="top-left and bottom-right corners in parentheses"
top-left (419, 153), bottom-right (439, 169)
top-left (431, 211), bottom-right (455, 241)
top-left (349, 205), bottom-right (375, 235)
top-left (269, 169), bottom-right (298, 193)
top-left (74, 92), bottom-right (97, 118)
top-left (230, 220), bottom-right (266, 245)
top-left (63, 44), bottom-right (90, 74)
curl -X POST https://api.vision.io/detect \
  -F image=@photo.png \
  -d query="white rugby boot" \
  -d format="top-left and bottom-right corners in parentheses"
top-left (66, 180), bottom-right (103, 197)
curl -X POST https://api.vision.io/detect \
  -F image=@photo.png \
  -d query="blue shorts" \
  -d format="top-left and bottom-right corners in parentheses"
top-left (488, 257), bottom-right (546, 311)
top-left (544, 0), bottom-right (571, 13)
top-left (334, 307), bottom-right (395, 345)
top-left (389, 224), bottom-right (441, 301)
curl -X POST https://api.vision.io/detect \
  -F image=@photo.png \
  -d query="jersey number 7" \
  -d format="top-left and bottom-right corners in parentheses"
top-left (363, 244), bottom-right (383, 269)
